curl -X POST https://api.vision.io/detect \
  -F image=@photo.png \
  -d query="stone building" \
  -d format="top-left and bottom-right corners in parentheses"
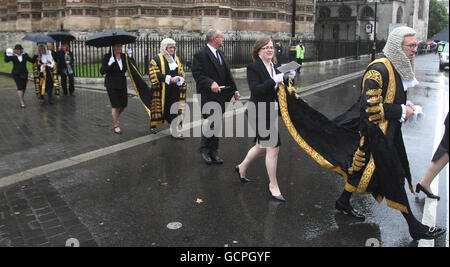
top-left (0, 0), bottom-right (315, 50)
top-left (315, 0), bottom-right (430, 42)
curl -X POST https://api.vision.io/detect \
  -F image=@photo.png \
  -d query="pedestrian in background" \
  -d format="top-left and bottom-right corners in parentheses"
top-left (274, 41), bottom-right (283, 67)
top-left (416, 112), bottom-right (449, 200)
top-left (295, 40), bottom-right (305, 73)
top-left (58, 43), bottom-right (75, 96)
top-left (4, 44), bottom-right (35, 108)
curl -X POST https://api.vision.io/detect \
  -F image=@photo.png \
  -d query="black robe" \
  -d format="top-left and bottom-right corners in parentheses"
top-left (148, 53), bottom-right (187, 127)
top-left (278, 57), bottom-right (413, 213)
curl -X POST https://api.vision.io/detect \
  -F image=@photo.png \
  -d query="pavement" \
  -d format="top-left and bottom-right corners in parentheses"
top-left (0, 54), bottom-right (448, 248)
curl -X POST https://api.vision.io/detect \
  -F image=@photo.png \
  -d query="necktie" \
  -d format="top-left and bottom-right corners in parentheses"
top-left (216, 50), bottom-right (222, 65)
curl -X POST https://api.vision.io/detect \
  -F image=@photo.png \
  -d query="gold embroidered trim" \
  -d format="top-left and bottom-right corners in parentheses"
top-left (278, 81), bottom-right (349, 183)
top-left (356, 58), bottom-right (396, 193)
top-left (125, 53), bottom-right (152, 121)
top-left (362, 70), bottom-right (383, 89)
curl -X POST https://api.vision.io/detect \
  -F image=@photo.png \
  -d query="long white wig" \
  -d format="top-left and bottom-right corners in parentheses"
top-left (382, 26), bottom-right (417, 82)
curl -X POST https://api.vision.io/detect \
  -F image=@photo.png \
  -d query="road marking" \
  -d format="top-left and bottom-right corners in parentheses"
top-left (418, 83), bottom-right (447, 247)
top-left (0, 71), bottom-right (362, 189)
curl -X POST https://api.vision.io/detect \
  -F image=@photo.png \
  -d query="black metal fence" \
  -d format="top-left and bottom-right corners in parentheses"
top-left (70, 36), bottom-right (386, 78)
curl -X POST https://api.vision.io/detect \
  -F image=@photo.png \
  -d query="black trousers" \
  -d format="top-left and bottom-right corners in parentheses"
top-left (61, 73), bottom-right (75, 95)
top-left (199, 108), bottom-right (223, 157)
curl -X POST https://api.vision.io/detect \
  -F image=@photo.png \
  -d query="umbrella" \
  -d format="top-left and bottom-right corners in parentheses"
top-left (85, 30), bottom-right (137, 47)
top-left (48, 31), bottom-right (76, 43)
top-left (22, 33), bottom-right (55, 43)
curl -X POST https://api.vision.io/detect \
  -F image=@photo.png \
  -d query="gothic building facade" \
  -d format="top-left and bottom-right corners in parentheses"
top-left (0, 0), bottom-right (315, 49)
top-left (315, 0), bottom-right (430, 42)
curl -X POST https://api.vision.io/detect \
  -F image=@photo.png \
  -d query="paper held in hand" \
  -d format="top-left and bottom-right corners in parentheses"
top-left (277, 61), bottom-right (301, 73)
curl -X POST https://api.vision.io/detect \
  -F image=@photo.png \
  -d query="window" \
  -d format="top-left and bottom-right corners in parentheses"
top-left (396, 7), bottom-right (403, 23)
top-left (418, 0), bottom-right (424, 19)
top-left (338, 6), bottom-right (352, 18)
top-left (361, 6), bottom-right (374, 18)
top-left (319, 7), bottom-right (330, 18)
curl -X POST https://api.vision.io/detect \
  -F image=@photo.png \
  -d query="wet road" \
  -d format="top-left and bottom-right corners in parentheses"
top-left (0, 53), bottom-right (448, 247)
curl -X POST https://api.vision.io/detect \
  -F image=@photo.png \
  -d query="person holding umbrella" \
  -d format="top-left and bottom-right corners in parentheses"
top-left (100, 42), bottom-right (130, 135)
top-left (4, 44), bottom-right (36, 108)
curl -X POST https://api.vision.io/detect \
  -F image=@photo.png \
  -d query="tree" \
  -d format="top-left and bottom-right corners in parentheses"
top-left (428, 0), bottom-right (449, 39)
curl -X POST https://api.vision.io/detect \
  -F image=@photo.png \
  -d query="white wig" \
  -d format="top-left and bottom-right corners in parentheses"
top-left (160, 38), bottom-right (176, 64)
top-left (382, 26), bottom-right (416, 81)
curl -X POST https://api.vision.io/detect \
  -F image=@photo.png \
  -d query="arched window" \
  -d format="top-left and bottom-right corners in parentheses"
top-left (319, 7), bottom-right (331, 18)
top-left (418, 0), bottom-right (424, 19)
top-left (361, 6), bottom-right (374, 18)
top-left (396, 7), bottom-right (403, 23)
top-left (338, 6), bottom-right (352, 18)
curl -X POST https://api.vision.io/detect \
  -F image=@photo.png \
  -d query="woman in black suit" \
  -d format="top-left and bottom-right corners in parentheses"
top-left (58, 43), bottom-right (75, 96)
top-left (100, 43), bottom-right (129, 135)
top-left (4, 44), bottom-right (35, 108)
top-left (235, 37), bottom-right (295, 202)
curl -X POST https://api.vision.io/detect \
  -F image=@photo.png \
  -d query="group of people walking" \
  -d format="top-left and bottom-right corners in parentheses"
top-left (4, 42), bottom-right (76, 107)
top-left (4, 26), bottom-right (447, 243)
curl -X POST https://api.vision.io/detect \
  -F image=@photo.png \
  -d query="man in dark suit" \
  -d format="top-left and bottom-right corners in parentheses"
top-left (192, 29), bottom-right (241, 165)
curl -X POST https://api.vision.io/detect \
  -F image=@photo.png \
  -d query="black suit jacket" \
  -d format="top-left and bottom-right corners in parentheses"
top-left (100, 53), bottom-right (128, 90)
top-left (4, 53), bottom-right (35, 78)
top-left (192, 46), bottom-right (237, 108)
top-left (57, 51), bottom-right (75, 75)
top-left (247, 57), bottom-right (281, 104)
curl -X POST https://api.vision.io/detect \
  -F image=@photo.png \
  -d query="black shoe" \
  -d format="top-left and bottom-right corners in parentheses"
top-left (415, 183), bottom-right (440, 200)
top-left (114, 126), bottom-right (122, 135)
top-left (234, 165), bottom-right (250, 183)
top-left (268, 187), bottom-right (286, 202)
top-left (210, 154), bottom-right (224, 164)
top-left (171, 133), bottom-right (184, 140)
top-left (150, 128), bottom-right (158, 134)
top-left (410, 226), bottom-right (446, 240)
top-left (335, 200), bottom-right (365, 220)
top-left (200, 152), bottom-right (212, 165)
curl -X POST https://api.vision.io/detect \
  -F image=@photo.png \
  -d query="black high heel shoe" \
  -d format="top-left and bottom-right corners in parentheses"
top-left (415, 183), bottom-right (440, 200)
top-left (268, 187), bottom-right (285, 202)
top-left (234, 165), bottom-right (250, 183)
top-left (409, 226), bottom-right (446, 240)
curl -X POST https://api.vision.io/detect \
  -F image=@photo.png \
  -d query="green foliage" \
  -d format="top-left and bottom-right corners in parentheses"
top-left (428, 0), bottom-right (449, 39)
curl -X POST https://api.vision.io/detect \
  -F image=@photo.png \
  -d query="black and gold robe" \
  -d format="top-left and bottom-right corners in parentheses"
top-left (125, 53), bottom-right (154, 122)
top-left (279, 57), bottom-right (413, 213)
top-left (33, 56), bottom-right (60, 100)
top-left (148, 53), bottom-right (187, 127)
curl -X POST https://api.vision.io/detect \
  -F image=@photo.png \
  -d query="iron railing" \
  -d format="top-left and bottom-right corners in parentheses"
top-left (69, 36), bottom-right (386, 78)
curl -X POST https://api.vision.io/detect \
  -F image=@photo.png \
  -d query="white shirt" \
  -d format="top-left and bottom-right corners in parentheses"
top-left (40, 54), bottom-right (55, 72)
top-left (400, 78), bottom-right (419, 123)
top-left (117, 58), bottom-right (123, 71)
top-left (15, 54), bottom-right (23, 63)
top-left (207, 43), bottom-right (222, 64)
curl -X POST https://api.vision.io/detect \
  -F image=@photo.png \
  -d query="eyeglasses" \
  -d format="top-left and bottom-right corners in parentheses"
top-left (402, 44), bottom-right (418, 49)
top-left (261, 46), bottom-right (274, 50)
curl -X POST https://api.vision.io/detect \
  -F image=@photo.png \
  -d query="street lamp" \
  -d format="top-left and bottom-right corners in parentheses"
top-left (369, 0), bottom-right (380, 61)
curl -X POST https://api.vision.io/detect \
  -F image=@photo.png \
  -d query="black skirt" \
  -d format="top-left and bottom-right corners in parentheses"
top-left (432, 112), bottom-right (449, 162)
top-left (13, 75), bottom-right (27, 91)
top-left (106, 87), bottom-right (128, 108)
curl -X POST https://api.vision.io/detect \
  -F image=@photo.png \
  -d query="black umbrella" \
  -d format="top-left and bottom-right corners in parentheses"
top-left (22, 33), bottom-right (55, 43)
top-left (85, 30), bottom-right (137, 47)
top-left (48, 31), bottom-right (76, 43)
